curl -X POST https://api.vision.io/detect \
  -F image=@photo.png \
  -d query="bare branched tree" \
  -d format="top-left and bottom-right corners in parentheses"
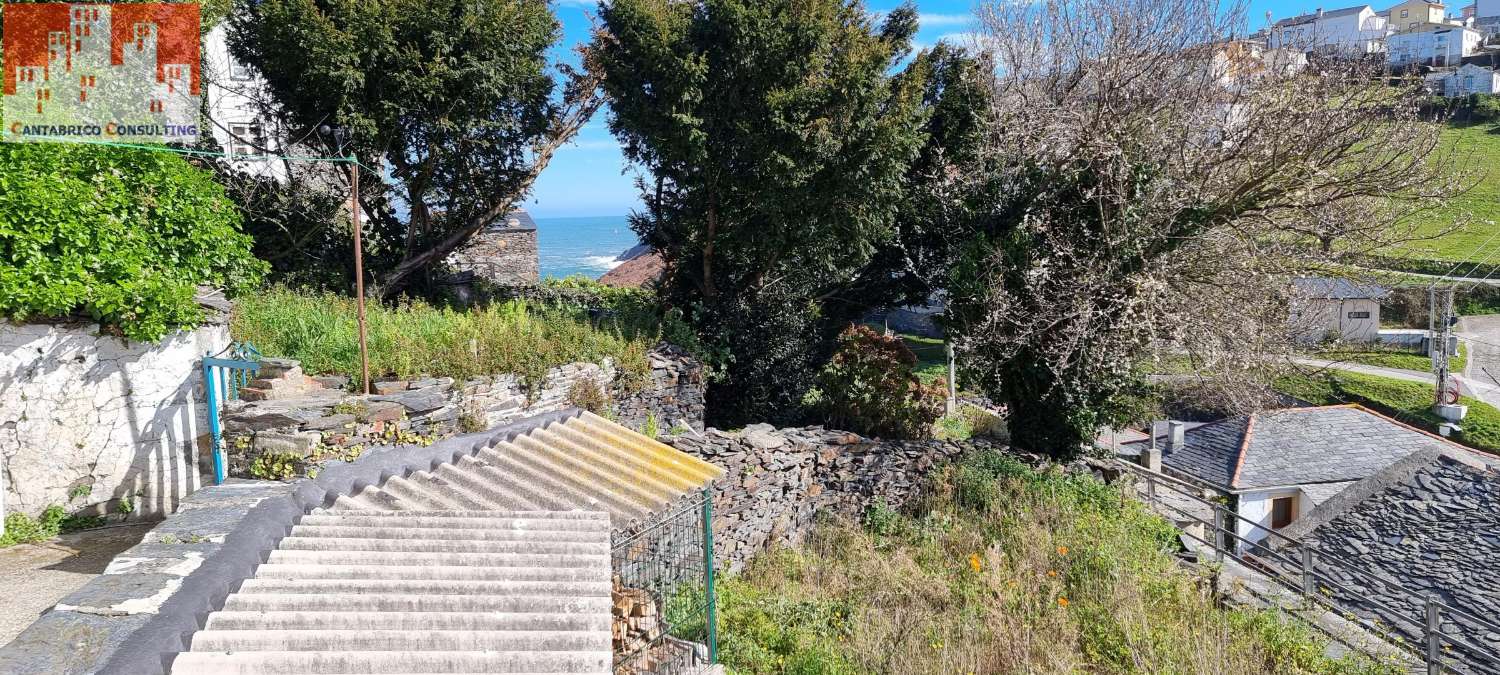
top-left (945, 0), bottom-right (1468, 456)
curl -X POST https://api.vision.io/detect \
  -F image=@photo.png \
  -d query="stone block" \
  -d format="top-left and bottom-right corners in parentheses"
top-left (366, 400), bottom-right (406, 422)
top-left (372, 380), bottom-right (410, 395)
top-left (302, 413), bottom-right (357, 431)
top-left (312, 374), bottom-right (350, 390)
top-left (253, 431), bottom-right (321, 456)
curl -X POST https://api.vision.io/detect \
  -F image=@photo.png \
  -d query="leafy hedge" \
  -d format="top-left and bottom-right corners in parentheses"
top-left (815, 324), bottom-right (946, 439)
top-left (0, 144), bottom-right (266, 341)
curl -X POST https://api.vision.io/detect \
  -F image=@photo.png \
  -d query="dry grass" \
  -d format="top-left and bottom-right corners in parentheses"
top-left (700, 453), bottom-right (1401, 674)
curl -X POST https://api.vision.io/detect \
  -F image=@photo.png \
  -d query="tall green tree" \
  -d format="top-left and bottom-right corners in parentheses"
top-left (228, 0), bottom-right (602, 297)
top-left (598, 0), bottom-right (982, 427)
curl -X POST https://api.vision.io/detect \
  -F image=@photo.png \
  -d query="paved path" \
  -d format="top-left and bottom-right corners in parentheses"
top-left (0, 524), bottom-right (152, 646)
top-left (1459, 316), bottom-right (1500, 407)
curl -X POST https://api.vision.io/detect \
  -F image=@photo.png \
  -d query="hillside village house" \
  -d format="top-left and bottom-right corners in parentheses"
top-left (1289, 276), bottom-right (1387, 343)
top-left (1431, 61), bottom-right (1500, 93)
top-left (1387, 22), bottom-right (1484, 65)
top-left (1382, 0), bottom-right (1449, 31)
top-left (1127, 405), bottom-right (1454, 554)
top-left (1268, 5), bottom-right (1390, 55)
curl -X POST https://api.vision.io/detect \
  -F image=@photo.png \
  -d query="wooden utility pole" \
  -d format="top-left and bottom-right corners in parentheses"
top-left (350, 159), bottom-right (371, 395)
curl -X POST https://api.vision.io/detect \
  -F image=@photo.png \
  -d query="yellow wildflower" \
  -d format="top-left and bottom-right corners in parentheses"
top-left (1057, 545), bottom-right (1069, 556)
top-left (1058, 597), bottom-right (1070, 608)
top-left (969, 553), bottom-right (982, 573)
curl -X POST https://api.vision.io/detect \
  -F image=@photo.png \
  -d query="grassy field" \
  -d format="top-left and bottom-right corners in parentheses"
top-left (685, 452), bottom-right (1398, 674)
top-left (1275, 370), bottom-right (1500, 454)
top-left (1314, 343), bottom-right (1466, 373)
top-left (232, 287), bottom-right (658, 387)
top-left (1384, 123), bottom-right (1500, 267)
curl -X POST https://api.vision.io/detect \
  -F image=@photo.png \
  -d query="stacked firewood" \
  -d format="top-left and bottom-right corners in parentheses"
top-left (612, 576), bottom-right (664, 657)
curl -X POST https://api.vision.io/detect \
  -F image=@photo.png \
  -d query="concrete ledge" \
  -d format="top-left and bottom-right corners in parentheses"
top-left (0, 409), bottom-right (582, 675)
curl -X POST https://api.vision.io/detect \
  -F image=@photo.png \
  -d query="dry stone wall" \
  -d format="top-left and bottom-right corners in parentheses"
top-left (664, 425), bottom-right (1002, 572)
top-left (0, 320), bottom-right (229, 518)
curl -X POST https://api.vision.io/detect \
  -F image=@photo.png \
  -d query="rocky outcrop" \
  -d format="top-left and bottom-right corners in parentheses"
top-left (663, 425), bottom-right (1005, 572)
top-left (598, 250), bottom-right (663, 288)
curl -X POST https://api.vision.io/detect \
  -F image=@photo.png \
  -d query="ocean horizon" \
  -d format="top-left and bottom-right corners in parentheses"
top-left (534, 214), bottom-right (642, 280)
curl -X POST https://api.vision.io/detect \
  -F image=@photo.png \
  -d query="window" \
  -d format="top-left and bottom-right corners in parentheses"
top-left (228, 122), bottom-right (266, 160)
top-left (1271, 496), bottom-right (1298, 529)
top-left (229, 59), bottom-right (253, 81)
top-left (1347, 311), bottom-right (1371, 319)
top-left (1401, 9), bottom-right (1409, 17)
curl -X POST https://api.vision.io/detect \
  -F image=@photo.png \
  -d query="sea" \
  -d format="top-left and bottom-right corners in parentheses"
top-left (534, 215), bottom-right (643, 280)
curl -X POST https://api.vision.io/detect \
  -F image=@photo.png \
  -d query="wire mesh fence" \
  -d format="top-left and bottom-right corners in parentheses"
top-left (612, 490), bottom-right (717, 675)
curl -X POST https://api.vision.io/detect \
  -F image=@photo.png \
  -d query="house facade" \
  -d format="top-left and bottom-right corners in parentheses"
top-left (1269, 5), bottom-right (1390, 55)
top-left (1383, 0), bottom-right (1448, 32)
top-left (1387, 23), bottom-right (1484, 65)
top-left (202, 25), bottom-right (285, 180)
top-left (1289, 277), bottom-right (1388, 343)
top-left (1126, 405), bottom-right (1448, 553)
top-left (1434, 62), bottom-right (1500, 93)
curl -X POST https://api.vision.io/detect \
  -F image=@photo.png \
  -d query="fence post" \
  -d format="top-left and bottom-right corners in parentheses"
top-left (1300, 547), bottom-right (1316, 596)
top-left (203, 357), bottom-right (226, 485)
top-left (1146, 474), bottom-right (1157, 509)
top-left (1211, 505), bottom-right (1227, 562)
top-left (1426, 595), bottom-right (1442, 675)
top-left (700, 488), bottom-right (718, 664)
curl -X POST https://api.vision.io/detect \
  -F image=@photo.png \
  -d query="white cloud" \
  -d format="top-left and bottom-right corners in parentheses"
top-left (919, 13), bottom-right (973, 28)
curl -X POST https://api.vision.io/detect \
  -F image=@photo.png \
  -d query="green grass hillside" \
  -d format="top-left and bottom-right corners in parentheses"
top-left (1384, 124), bottom-right (1500, 270)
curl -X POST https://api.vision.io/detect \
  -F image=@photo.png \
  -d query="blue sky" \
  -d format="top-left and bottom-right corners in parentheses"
top-left (523, 0), bottom-right (1352, 218)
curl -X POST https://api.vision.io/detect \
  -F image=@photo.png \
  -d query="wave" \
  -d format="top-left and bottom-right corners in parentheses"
top-left (580, 255), bottom-right (624, 271)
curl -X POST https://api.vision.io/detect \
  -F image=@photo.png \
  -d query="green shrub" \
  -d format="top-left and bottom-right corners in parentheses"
top-left (249, 451), bottom-right (303, 481)
top-left (0, 144), bottom-right (266, 341)
top-left (567, 376), bottom-right (612, 414)
top-left (816, 325), bottom-right (946, 439)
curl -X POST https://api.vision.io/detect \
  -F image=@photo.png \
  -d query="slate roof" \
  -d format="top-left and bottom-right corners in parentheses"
top-left (1127, 405), bottom-right (1454, 491)
top-left (1292, 276), bottom-right (1391, 300)
top-left (490, 209), bottom-right (538, 231)
top-left (1273, 5), bottom-right (1372, 27)
top-left (1273, 448), bottom-right (1500, 673)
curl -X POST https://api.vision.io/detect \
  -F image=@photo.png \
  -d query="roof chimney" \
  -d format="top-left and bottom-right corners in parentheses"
top-left (1167, 421), bottom-right (1187, 452)
top-left (1316, 6), bottom-right (1325, 17)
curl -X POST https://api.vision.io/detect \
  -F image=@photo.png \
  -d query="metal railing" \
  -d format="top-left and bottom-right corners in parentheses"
top-left (611, 489), bottom-right (717, 674)
top-left (202, 342), bottom-right (261, 485)
top-left (1117, 459), bottom-right (1500, 675)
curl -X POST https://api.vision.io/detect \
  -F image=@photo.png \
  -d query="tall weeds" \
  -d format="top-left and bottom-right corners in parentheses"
top-left (706, 452), bottom-right (1401, 674)
top-left (231, 287), bottom-right (654, 387)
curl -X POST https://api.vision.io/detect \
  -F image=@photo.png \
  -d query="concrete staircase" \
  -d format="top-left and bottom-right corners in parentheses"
top-left (170, 510), bottom-right (613, 674)
top-left (324, 411), bottom-right (723, 528)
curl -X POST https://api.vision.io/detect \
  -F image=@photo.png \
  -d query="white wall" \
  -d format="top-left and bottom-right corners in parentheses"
top-left (1387, 26), bottom-right (1483, 66)
top-left (0, 321), bottom-right (228, 519)
top-left (1290, 297), bottom-right (1381, 343)
top-left (1270, 8), bottom-right (1389, 55)
top-left (1235, 488), bottom-right (1301, 553)
top-left (202, 25), bottom-right (285, 180)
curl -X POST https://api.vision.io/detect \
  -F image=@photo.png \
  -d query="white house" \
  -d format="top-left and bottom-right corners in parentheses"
top-left (1289, 277), bottom-right (1388, 343)
top-left (1387, 23), bottom-right (1484, 65)
top-left (1269, 5), bottom-right (1390, 55)
top-left (1435, 62), bottom-right (1500, 94)
top-left (202, 24), bottom-right (287, 180)
top-left (1126, 406), bottom-right (1451, 554)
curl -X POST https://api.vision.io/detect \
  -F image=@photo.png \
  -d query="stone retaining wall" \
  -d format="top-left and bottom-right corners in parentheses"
top-left (221, 344), bottom-right (704, 479)
top-left (664, 425), bottom-right (1002, 572)
top-left (0, 320), bottom-right (228, 519)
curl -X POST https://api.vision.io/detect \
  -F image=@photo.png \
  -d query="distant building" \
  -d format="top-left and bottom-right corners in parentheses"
top-left (1268, 5), bottom-right (1390, 55)
top-left (1387, 23), bottom-right (1484, 66)
top-left (1433, 62), bottom-right (1500, 93)
top-left (1383, 0), bottom-right (1449, 31)
top-left (1289, 277), bottom-right (1389, 343)
top-left (444, 210), bottom-right (540, 288)
top-left (1126, 405), bottom-right (1448, 553)
top-left (203, 24), bottom-right (285, 180)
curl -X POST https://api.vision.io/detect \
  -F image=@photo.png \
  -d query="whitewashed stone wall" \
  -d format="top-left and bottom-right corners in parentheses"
top-left (0, 321), bottom-right (228, 519)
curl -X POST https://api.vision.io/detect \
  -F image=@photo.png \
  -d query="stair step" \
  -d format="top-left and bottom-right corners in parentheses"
top-left (204, 610), bottom-right (610, 632)
top-left (287, 525), bottom-right (608, 543)
top-left (220, 593), bottom-right (612, 614)
top-left (190, 629), bottom-right (611, 653)
top-left (297, 514), bottom-right (609, 531)
top-left (250, 563), bottom-right (610, 583)
top-left (276, 536), bottom-right (609, 555)
top-left (169, 650), bottom-right (612, 674)
top-left (236, 578), bottom-right (611, 597)
top-left (265, 550), bottom-right (607, 568)
top-left (311, 510), bottom-right (610, 520)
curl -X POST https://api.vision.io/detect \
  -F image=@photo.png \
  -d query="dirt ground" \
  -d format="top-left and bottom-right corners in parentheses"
top-left (0, 523), bottom-right (153, 647)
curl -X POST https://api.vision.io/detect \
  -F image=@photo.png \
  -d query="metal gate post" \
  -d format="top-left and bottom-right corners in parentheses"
top-left (700, 488), bottom-right (718, 664)
top-left (203, 357), bottom-right (226, 485)
top-left (1427, 596), bottom-right (1442, 675)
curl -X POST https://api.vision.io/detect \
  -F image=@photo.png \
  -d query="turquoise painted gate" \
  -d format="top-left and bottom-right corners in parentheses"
top-left (202, 342), bottom-right (261, 485)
